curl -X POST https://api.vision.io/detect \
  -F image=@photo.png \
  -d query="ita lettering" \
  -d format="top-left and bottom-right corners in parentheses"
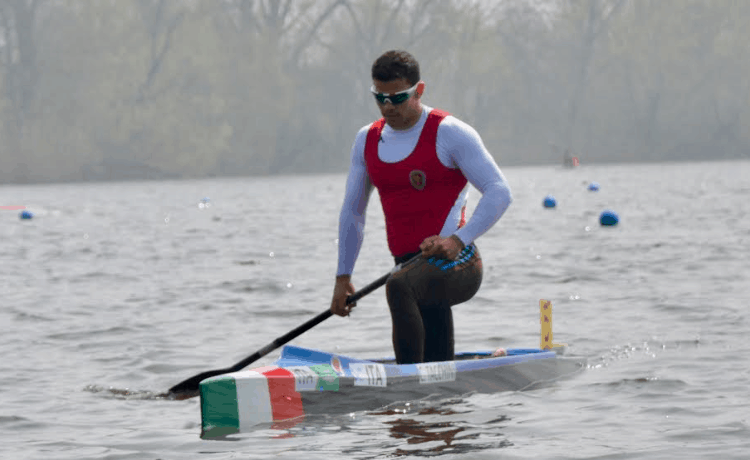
top-left (288, 367), bottom-right (318, 392)
top-left (365, 364), bottom-right (384, 386)
top-left (351, 363), bottom-right (387, 387)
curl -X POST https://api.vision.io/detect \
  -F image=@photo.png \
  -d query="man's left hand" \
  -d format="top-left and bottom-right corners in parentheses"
top-left (419, 234), bottom-right (465, 260)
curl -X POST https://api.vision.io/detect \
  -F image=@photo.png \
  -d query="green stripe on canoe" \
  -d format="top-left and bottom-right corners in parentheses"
top-left (200, 375), bottom-right (239, 438)
top-left (310, 364), bottom-right (339, 391)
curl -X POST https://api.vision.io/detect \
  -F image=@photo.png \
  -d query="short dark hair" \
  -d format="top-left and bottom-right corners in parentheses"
top-left (371, 50), bottom-right (420, 85)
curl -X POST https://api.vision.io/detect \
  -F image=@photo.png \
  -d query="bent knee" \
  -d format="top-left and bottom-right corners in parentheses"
top-left (385, 274), bottom-right (412, 308)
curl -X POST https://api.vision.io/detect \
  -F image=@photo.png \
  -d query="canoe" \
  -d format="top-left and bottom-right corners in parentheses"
top-left (199, 300), bottom-right (583, 438)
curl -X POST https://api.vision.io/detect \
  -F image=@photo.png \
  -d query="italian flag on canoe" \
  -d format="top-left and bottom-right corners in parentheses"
top-left (201, 364), bottom-right (339, 436)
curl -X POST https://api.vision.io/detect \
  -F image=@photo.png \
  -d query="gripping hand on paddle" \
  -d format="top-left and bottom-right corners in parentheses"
top-left (331, 275), bottom-right (356, 317)
top-left (419, 234), bottom-right (465, 260)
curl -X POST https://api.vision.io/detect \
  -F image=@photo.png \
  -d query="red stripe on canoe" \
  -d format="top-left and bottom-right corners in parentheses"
top-left (258, 366), bottom-right (304, 422)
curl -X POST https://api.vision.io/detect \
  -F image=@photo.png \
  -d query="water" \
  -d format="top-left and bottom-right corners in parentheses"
top-left (1, 160), bottom-right (748, 459)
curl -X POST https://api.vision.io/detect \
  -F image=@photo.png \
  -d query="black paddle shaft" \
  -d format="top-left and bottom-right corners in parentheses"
top-left (166, 257), bottom-right (417, 398)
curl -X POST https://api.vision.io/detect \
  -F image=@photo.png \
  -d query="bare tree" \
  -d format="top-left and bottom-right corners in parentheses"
top-left (558, 0), bottom-right (627, 156)
top-left (0, 0), bottom-right (43, 129)
top-left (134, 0), bottom-right (185, 103)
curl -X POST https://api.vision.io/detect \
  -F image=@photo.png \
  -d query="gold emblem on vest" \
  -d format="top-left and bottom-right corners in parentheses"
top-left (409, 170), bottom-right (426, 190)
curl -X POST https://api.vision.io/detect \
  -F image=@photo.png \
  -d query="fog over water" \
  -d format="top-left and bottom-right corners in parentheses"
top-left (0, 0), bottom-right (749, 184)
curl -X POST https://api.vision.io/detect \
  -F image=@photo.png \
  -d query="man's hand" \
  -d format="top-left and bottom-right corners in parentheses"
top-left (419, 234), bottom-right (465, 260)
top-left (331, 275), bottom-right (356, 317)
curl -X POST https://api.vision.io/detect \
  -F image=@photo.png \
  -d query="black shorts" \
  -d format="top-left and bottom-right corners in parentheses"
top-left (386, 244), bottom-right (483, 363)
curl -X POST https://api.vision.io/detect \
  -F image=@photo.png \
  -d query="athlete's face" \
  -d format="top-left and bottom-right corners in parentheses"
top-left (371, 78), bottom-right (424, 130)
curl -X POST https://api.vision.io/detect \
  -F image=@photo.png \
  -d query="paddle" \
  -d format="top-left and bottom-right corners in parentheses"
top-left (166, 255), bottom-right (419, 399)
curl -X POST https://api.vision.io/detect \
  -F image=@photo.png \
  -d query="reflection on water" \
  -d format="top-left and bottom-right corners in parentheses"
top-left (384, 411), bottom-right (476, 457)
top-left (255, 398), bottom-right (516, 458)
top-left (369, 402), bottom-right (513, 457)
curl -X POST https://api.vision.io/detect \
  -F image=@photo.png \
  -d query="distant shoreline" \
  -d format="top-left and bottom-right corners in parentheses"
top-left (1, 157), bottom-right (747, 188)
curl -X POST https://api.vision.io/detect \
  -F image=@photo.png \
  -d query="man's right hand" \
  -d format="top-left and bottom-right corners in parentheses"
top-left (331, 275), bottom-right (356, 317)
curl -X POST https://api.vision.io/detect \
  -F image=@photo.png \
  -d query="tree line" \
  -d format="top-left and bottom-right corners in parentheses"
top-left (0, 0), bottom-right (747, 184)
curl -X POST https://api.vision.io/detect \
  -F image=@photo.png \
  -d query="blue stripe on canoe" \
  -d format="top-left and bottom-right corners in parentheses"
top-left (275, 345), bottom-right (556, 378)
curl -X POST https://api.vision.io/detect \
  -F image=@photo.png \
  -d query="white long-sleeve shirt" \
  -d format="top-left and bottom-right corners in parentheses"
top-left (337, 106), bottom-right (512, 276)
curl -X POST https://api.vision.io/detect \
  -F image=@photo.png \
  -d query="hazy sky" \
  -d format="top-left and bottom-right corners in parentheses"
top-left (1, 0), bottom-right (747, 184)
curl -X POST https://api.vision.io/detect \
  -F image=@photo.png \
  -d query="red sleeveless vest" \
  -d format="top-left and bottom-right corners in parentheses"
top-left (365, 109), bottom-right (467, 257)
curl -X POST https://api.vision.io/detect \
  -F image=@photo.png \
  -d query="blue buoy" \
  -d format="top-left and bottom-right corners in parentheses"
top-left (588, 182), bottom-right (600, 191)
top-left (19, 210), bottom-right (33, 220)
top-left (543, 195), bottom-right (557, 208)
top-left (599, 210), bottom-right (619, 226)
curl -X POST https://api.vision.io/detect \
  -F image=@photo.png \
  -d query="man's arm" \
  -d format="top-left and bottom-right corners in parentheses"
top-left (438, 118), bottom-right (513, 247)
top-left (336, 126), bottom-right (373, 276)
top-left (332, 126), bottom-right (372, 317)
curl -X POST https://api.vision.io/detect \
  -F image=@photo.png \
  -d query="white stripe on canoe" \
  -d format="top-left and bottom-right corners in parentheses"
top-left (235, 370), bottom-right (273, 429)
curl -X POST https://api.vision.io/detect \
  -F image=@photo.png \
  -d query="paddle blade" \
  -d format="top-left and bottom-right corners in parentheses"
top-left (167, 369), bottom-right (230, 398)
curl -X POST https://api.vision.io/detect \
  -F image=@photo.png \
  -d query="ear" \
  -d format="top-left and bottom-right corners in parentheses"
top-left (416, 81), bottom-right (425, 97)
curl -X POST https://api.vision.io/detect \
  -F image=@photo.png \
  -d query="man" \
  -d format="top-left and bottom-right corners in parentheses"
top-left (330, 50), bottom-right (512, 364)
